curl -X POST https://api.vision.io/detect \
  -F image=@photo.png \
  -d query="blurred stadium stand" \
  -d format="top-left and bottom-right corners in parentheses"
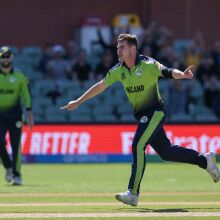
top-left (15, 43), bottom-right (220, 124)
top-left (6, 14), bottom-right (219, 124)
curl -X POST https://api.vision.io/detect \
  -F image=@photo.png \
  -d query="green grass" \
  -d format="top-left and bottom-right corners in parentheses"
top-left (0, 163), bottom-right (220, 219)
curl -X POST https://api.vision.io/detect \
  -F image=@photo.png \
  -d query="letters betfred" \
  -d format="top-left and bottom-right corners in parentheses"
top-left (5, 125), bottom-right (220, 155)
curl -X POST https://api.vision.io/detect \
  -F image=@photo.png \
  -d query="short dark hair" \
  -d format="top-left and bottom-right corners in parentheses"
top-left (117, 34), bottom-right (138, 47)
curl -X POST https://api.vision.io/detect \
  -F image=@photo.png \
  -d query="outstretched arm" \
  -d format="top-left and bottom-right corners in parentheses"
top-left (172, 65), bottom-right (194, 80)
top-left (60, 80), bottom-right (107, 111)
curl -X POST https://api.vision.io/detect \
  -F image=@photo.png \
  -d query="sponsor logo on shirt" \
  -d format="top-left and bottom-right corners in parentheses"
top-left (0, 89), bottom-right (14, 94)
top-left (125, 85), bottom-right (144, 93)
top-left (140, 116), bottom-right (148, 123)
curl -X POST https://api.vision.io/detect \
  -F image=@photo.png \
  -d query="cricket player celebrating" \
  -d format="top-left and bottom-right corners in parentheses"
top-left (61, 34), bottom-right (219, 206)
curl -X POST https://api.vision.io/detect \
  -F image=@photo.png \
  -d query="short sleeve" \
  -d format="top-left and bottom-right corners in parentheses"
top-left (152, 61), bottom-right (163, 77)
top-left (103, 69), bottom-right (119, 87)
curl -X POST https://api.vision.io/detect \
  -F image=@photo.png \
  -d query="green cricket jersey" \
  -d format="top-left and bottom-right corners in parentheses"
top-left (0, 68), bottom-right (32, 116)
top-left (103, 54), bottom-right (171, 115)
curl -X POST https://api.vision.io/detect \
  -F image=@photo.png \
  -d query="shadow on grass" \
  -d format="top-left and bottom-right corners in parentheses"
top-left (6, 184), bottom-right (50, 187)
top-left (119, 207), bottom-right (220, 212)
top-left (189, 207), bottom-right (220, 211)
top-left (153, 208), bottom-right (188, 212)
top-left (118, 207), bottom-right (188, 213)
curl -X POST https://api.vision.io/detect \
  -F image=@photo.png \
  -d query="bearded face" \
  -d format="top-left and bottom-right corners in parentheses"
top-left (0, 54), bottom-right (13, 68)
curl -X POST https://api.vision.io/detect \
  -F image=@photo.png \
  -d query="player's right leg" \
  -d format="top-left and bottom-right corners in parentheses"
top-left (115, 111), bottom-right (165, 206)
top-left (204, 152), bottom-right (219, 182)
top-left (0, 117), bottom-right (13, 183)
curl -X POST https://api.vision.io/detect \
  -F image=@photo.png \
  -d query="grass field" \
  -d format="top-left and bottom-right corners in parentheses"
top-left (0, 162), bottom-right (220, 219)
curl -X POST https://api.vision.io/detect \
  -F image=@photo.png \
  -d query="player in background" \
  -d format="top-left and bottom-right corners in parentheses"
top-left (0, 47), bottom-right (34, 185)
top-left (61, 34), bottom-right (220, 206)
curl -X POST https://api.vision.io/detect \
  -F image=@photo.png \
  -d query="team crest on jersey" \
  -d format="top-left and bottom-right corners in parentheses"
top-left (121, 72), bottom-right (126, 80)
top-left (135, 68), bottom-right (142, 77)
top-left (9, 76), bottom-right (16, 83)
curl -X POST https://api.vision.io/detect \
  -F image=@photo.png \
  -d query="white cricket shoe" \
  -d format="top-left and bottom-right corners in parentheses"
top-left (13, 176), bottom-right (22, 186)
top-left (115, 191), bottom-right (139, 206)
top-left (5, 168), bottom-right (13, 183)
top-left (204, 152), bottom-right (220, 182)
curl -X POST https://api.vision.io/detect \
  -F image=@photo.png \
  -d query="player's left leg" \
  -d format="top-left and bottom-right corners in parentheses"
top-left (149, 127), bottom-right (219, 182)
top-left (149, 127), bottom-right (207, 167)
top-left (8, 116), bottom-right (23, 185)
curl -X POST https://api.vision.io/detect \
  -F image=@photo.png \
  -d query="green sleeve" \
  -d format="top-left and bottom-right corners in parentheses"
top-left (152, 61), bottom-right (163, 77)
top-left (21, 75), bottom-right (32, 110)
top-left (103, 68), bottom-right (120, 87)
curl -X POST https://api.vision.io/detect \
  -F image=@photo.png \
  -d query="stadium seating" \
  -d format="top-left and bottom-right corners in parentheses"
top-left (120, 114), bottom-right (136, 123)
top-left (92, 105), bottom-right (113, 115)
top-left (33, 79), bottom-right (57, 95)
top-left (158, 79), bottom-right (170, 92)
top-left (10, 42), bottom-right (219, 124)
top-left (195, 114), bottom-right (218, 122)
top-left (83, 98), bottom-right (102, 109)
top-left (45, 106), bottom-right (67, 122)
top-left (94, 114), bottom-right (118, 122)
top-left (33, 114), bottom-right (45, 123)
top-left (189, 104), bottom-right (214, 117)
top-left (116, 102), bottom-right (133, 116)
top-left (32, 97), bottom-right (53, 108)
top-left (69, 114), bottom-right (93, 123)
top-left (173, 39), bottom-right (190, 61)
top-left (169, 113), bottom-right (193, 123)
top-left (22, 46), bottom-right (42, 57)
top-left (10, 46), bottom-right (19, 56)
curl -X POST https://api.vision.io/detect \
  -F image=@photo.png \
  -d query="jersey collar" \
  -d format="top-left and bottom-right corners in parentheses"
top-left (122, 54), bottom-right (141, 70)
top-left (0, 67), bottom-right (14, 74)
